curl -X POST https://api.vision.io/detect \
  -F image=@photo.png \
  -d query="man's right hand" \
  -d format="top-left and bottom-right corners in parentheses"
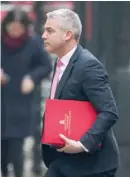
top-left (1, 68), bottom-right (7, 85)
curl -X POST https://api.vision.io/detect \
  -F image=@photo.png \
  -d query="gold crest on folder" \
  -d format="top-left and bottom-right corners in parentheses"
top-left (59, 111), bottom-right (72, 135)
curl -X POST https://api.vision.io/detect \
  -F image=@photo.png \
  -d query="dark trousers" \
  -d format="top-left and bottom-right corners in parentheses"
top-left (44, 171), bottom-right (117, 177)
top-left (1, 138), bottom-right (24, 177)
top-left (44, 161), bottom-right (117, 177)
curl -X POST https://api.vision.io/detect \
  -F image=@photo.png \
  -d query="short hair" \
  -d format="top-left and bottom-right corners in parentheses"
top-left (46, 9), bottom-right (82, 41)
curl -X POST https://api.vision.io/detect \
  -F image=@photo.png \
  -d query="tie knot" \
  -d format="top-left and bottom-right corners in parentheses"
top-left (57, 60), bottom-right (63, 68)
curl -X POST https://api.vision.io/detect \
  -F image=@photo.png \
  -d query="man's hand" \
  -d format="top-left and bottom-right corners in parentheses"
top-left (21, 75), bottom-right (35, 94)
top-left (57, 134), bottom-right (84, 154)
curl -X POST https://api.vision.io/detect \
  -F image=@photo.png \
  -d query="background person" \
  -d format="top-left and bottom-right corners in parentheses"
top-left (1, 9), bottom-right (52, 177)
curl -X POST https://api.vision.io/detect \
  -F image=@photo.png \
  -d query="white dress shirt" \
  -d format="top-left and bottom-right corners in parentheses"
top-left (57, 46), bottom-right (89, 152)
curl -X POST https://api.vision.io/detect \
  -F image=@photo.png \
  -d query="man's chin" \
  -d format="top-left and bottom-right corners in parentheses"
top-left (44, 46), bottom-right (53, 53)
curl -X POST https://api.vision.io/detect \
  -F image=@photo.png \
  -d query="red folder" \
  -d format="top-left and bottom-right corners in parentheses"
top-left (41, 99), bottom-right (97, 146)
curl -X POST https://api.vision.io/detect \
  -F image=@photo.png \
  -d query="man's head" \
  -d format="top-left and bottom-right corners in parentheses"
top-left (42, 9), bottom-right (82, 56)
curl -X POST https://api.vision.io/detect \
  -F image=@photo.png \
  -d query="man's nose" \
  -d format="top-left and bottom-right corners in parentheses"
top-left (42, 31), bottom-right (47, 40)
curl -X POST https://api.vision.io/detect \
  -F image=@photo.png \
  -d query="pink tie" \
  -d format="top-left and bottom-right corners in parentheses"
top-left (50, 60), bottom-right (63, 99)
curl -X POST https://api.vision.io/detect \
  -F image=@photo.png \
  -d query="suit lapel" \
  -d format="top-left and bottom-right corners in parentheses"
top-left (55, 45), bottom-right (82, 99)
top-left (48, 59), bottom-right (57, 98)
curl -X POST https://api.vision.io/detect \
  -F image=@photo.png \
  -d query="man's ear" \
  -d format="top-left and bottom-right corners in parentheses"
top-left (65, 30), bottom-right (73, 41)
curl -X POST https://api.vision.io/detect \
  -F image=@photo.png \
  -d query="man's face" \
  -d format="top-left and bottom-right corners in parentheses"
top-left (42, 18), bottom-right (70, 53)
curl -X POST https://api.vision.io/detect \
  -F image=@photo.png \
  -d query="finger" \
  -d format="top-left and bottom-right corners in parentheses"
top-left (57, 147), bottom-right (65, 152)
top-left (59, 134), bottom-right (70, 143)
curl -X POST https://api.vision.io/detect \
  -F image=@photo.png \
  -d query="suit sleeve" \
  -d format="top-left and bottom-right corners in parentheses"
top-left (28, 37), bottom-right (52, 85)
top-left (79, 58), bottom-right (118, 151)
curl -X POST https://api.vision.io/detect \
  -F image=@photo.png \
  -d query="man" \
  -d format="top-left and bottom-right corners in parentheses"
top-left (42, 9), bottom-right (120, 177)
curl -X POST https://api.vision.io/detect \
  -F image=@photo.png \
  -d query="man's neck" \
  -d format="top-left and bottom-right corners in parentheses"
top-left (56, 41), bottom-right (78, 58)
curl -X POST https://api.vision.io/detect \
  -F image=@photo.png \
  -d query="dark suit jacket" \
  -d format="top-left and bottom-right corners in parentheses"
top-left (42, 45), bottom-right (120, 176)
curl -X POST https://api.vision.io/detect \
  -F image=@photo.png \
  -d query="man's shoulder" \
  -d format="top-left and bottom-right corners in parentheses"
top-left (73, 46), bottom-right (108, 82)
top-left (77, 47), bottom-right (103, 69)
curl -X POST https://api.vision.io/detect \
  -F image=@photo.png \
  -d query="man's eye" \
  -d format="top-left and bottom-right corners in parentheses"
top-left (48, 29), bottom-right (53, 33)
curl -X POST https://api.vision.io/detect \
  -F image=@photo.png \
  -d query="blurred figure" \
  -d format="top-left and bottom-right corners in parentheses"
top-left (1, 9), bottom-right (52, 177)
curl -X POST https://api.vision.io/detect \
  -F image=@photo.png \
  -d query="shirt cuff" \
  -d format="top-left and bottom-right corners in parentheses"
top-left (78, 141), bottom-right (89, 152)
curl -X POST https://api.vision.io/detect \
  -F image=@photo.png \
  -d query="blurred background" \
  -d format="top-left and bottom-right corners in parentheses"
top-left (1, 1), bottom-right (130, 177)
